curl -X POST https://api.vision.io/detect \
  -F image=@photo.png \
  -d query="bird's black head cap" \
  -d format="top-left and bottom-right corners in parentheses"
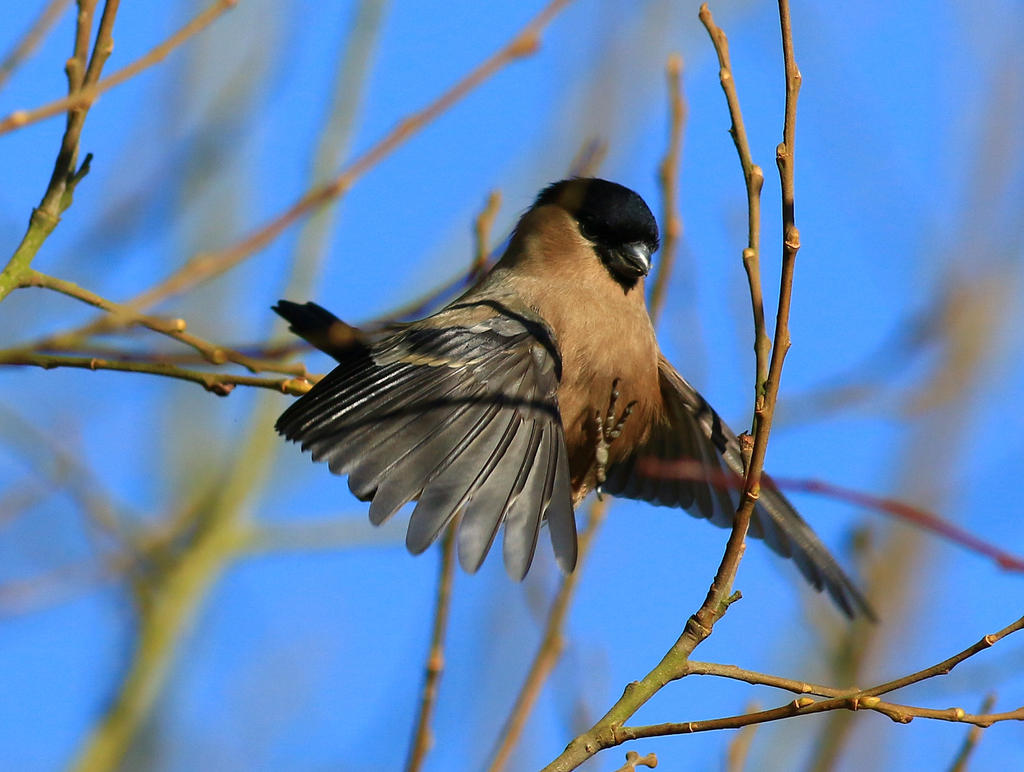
top-left (535, 178), bottom-right (659, 289)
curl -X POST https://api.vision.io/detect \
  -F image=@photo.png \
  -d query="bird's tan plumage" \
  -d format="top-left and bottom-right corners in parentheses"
top-left (485, 203), bottom-right (661, 499)
top-left (275, 178), bottom-right (872, 618)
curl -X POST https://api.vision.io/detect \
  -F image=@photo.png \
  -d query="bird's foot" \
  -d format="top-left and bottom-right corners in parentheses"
top-left (594, 378), bottom-right (637, 497)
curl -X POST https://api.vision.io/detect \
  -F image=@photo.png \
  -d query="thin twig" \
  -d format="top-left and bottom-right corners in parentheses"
top-left (38, 0), bottom-right (119, 214)
top-left (620, 689), bottom-right (1022, 739)
top-left (68, 417), bottom-right (275, 772)
top-left (698, 4), bottom-right (768, 389)
top-left (12, 270), bottom-right (306, 376)
top-left (405, 523), bottom-right (458, 772)
top-left (0, 0), bottom-right (238, 135)
top-left (113, 0), bottom-right (578, 314)
top-left (772, 476), bottom-right (1024, 572)
top-left (618, 695), bottom-right (1021, 741)
top-left (486, 498), bottom-right (610, 772)
top-left (649, 53), bottom-right (686, 326)
top-left (0, 0), bottom-right (111, 302)
top-left (470, 190), bottom-right (502, 280)
top-left (0, 352), bottom-right (312, 396)
top-left (948, 694), bottom-right (997, 772)
top-left (633, 458), bottom-right (1024, 574)
top-left (724, 702), bottom-right (759, 772)
top-left (0, 405), bottom-right (132, 547)
top-left (26, 338), bottom-right (309, 365)
top-left (0, 0), bottom-right (73, 92)
top-left (612, 750), bottom-right (658, 771)
top-left (681, 660), bottom-right (987, 725)
top-left (286, 0), bottom-right (390, 304)
top-left (405, 183), bottom-right (507, 770)
top-left (853, 615), bottom-right (1024, 701)
top-left (612, 617), bottom-right (1024, 742)
top-left (566, 137), bottom-right (608, 177)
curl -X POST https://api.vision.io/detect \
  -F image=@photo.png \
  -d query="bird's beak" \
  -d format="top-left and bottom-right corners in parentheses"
top-left (613, 242), bottom-right (651, 278)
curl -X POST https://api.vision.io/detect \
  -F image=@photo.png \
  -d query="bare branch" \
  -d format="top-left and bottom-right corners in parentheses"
top-left (948, 694), bottom-right (998, 772)
top-left (0, 0), bottom-right (118, 301)
top-left (470, 190), bottom-right (503, 281)
top-left (0, 0), bottom-right (238, 135)
top-left (698, 3), bottom-right (767, 388)
top-left (649, 53), bottom-right (686, 325)
top-left (614, 617), bottom-right (1024, 741)
top-left (486, 498), bottom-right (610, 772)
top-left (405, 523), bottom-right (458, 772)
top-left (0, 352), bottom-right (312, 396)
top-left (724, 703), bottom-right (759, 772)
top-left (612, 750), bottom-right (658, 771)
top-left (12, 270), bottom-right (307, 376)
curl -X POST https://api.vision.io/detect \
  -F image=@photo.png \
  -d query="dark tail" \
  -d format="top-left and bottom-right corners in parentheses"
top-left (273, 300), bottom-right (365, 360)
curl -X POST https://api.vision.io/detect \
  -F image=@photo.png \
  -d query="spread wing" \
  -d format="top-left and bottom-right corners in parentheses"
top-left (274, 300), bottom-right (576, 579)
top-left (603, 355), bottom-right (873, 619)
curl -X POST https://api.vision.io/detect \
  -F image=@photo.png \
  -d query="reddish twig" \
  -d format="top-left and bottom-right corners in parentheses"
top-left (635, 458), bottom-right (1024, 573)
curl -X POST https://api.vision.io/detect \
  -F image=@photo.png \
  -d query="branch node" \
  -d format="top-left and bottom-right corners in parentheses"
top-left (784, 224), bottom-right (801, 251)
top-left (70, 152), bottom-right (93, 186)
top-left (750, 164), bottom-right (764, 190)
top-left (206, 381), bottom-right (234, 397)
top-left (509, 31), bottom-right (540, 58)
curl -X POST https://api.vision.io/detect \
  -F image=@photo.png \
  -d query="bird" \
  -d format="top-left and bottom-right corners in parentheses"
top-left (274, 177), bottom-right (872, 618)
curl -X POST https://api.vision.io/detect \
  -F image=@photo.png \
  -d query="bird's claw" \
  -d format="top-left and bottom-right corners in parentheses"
top-left (593, 378), bottom-right (637, 488)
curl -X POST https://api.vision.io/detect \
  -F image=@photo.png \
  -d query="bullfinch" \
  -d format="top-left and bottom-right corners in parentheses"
top-left (274, 178), bottom-right (871, 618)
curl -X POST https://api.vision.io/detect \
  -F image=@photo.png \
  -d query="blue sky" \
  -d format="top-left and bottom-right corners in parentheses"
top-left (1, 1), bottom-right (1023, 770)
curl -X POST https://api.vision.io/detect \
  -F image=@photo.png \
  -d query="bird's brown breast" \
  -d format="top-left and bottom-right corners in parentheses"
top-left (491, 206), bottom-right (663, 501)
top-left (554, 299), bottom-right (661, 500)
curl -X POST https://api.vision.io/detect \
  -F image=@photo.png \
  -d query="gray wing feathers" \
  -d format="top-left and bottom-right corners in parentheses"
top-left (275, 308), bottom-right (575, 579)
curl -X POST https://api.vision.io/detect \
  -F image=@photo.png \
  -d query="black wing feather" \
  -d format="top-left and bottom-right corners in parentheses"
top-left (602, 356), bottom-right (873, 619)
